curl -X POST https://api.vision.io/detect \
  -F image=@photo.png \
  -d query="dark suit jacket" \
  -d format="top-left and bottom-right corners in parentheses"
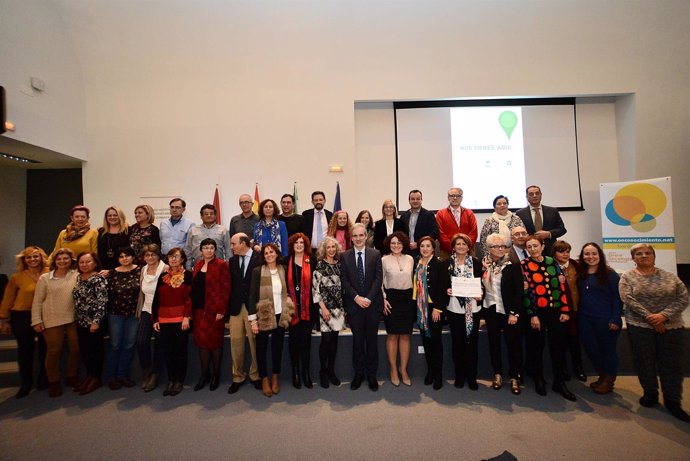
top-left (340, 247), bottom-right (383, 315)
top-left (516, 205), bottom-right (566, 254)
top-left (400, 207), bottom-right (439, 243)
top-left (373, 218), bottom-right (407, 253)
top-left (228, 251), bottom-right (261, 316)
top-left (413, 256), bottom-right (444, 313)
top-left (301, 208), bottom-right (333, 243)
top-left (508, 246), bottom-right (528, 265)
top-left (437, 256), bottom-right (483, 312)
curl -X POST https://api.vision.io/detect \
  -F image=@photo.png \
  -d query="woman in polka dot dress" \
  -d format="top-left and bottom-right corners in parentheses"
top-left (521, 235), bottom-right (576, 401)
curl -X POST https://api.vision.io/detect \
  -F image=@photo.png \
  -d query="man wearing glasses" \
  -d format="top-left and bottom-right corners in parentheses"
top-left (229, 194), bottom-right (259, 239)
top-left (160, 198), bottom-right (195, 254)
top-left (435, 187), bottom-right (478, 260)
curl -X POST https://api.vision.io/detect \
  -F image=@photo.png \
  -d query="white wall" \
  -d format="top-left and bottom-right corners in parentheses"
top-left (0, 166), bottom-right (26, 273)
top-left (0, 0), bottom-right (88, 159)
top-left (2, 1), bottom-right (689, 261)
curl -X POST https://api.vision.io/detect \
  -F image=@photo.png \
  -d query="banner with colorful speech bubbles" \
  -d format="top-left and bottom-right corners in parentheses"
top-left (600, 177), bottom-right (676, 274)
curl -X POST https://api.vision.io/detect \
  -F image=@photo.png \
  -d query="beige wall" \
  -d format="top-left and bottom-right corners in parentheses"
top-left (2, 1), bottom-right (689, 260)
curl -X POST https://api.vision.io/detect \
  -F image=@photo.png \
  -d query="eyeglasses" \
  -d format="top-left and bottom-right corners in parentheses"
top-left (239, 201), bottom-right (252, 205)
top-left (488, 245), bottom-right (507, 249)
top-left (512, 232), bottom-right (528, 236)
top-left (448, 194), bottom-right (463, 199)
top-left (168, 254), bottom-right (182, 260)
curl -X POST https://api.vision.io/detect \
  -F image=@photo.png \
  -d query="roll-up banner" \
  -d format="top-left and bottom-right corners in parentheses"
top-left (600, 177), bottom-right (676, 274)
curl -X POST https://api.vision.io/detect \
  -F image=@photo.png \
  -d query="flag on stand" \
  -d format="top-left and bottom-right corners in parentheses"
top-left (333, 182), bottom-right (342, 212)
top-left (213, 185), bottom-right (222, 224)
top-left (293, 182), bottom-right (299, 214)
top-left (252, 183), bottom-right (260, 215)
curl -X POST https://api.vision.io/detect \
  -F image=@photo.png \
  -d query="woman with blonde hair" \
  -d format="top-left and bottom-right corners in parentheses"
top-left (129, 204), bottom-right (161, 259)
top-left (97, 206), bottom-right (130, 271)
top-left (313, 236), bottom-right (346, 388)
top-left (1, 246), bottom-right (50, 398)
top-left (31, 248), bottom-right (81, 397)
top-left (373, 199), bottom-right (407, 253)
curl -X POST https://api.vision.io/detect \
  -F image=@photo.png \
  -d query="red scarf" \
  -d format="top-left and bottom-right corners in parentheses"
top-left (287, 256), bottom-right (311, 324)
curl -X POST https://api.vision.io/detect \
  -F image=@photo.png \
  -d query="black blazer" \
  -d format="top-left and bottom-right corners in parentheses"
top-left (500, 263), bottom-right (525, 317)
top-left (301, 208), bottom-right (333, 244)
top-left (515, 205), bottom-right (566, 254)
top-left (413, 256), bottom-right (444, 314)
top-left (228, 251), bottom-right (261, 316)
top-left (400, 208), bottom-right (439, 243)
top-left (437, 256), bottom-right (483, 312)
top-left (340, 247), bottom-right (383, 315)
top-left (373, 218), bottom-right (407, 253)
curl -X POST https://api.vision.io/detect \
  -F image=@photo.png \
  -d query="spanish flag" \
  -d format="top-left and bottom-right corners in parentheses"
top-left (252, 183), bottom-right (260, 215)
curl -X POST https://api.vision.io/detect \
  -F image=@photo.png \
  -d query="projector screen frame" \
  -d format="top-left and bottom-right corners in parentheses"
top-left (393, 97), bottom-right (584, 214)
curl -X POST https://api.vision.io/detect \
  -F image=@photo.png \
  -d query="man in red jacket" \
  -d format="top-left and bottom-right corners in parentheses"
top-left (435, 187), bottom-right (478, 259)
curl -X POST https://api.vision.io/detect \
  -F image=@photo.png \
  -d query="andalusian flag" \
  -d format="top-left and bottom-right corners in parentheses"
top-left (293, 182), bottom-right (299, 213)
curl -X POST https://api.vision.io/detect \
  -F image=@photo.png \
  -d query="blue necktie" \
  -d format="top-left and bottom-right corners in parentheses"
top-left (357, 251), bottom-right (365, 291)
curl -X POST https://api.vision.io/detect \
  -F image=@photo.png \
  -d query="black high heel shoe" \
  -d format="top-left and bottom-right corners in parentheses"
top-left (302, 369), bottom-right (313, 389)
top-left (194, 374), bottom-right (208, 391)
top-left (292, 366), bottom-right (302, 389)
top-left (209, 372), bottom-right (220, 391)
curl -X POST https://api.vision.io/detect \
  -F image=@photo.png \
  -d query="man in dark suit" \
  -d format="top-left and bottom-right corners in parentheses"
top-left (507, 226), bottom-right (530, 265)
top-left (301, 191), bottom-right (333, 250)
top-left (515, 185), bottom-right (566, 256)
top-left (227, 232), bottom-right (261, 394)
top-left (399, 189), bottom-right (439, 257)
top-left (340, 223), bottom-right (383, 391)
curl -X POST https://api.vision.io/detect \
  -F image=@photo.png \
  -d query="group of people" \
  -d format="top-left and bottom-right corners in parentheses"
top-left (1, 186), bottom-right (687, 422)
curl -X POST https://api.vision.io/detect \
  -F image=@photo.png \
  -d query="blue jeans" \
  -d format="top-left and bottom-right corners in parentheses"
top-left (106, 314), bottom-right (139, 380)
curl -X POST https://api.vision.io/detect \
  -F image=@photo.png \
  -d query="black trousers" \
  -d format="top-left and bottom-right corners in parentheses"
top-left (525, 310), bottom-right (567, 382)
top-left (159, 323), bottom-right (189, 383)
top-left (288, 319), bottom-right (313, 370)
top-left (256, 315), bottom-right (286, 378)
top-left (348, 306), bottom-right (380, 378)
top-left (483, 305), bottom-right (523, 379)
top-left (421, 313), bottom-right (444, 379)
top-left (446, 311), bottom-right (480, 380)
top-left (628, 325), bottom-right (684, 403)
top-left (9, 311), bottom-right (47, 388)
top-left (77, 325), bottom-right (105, 379)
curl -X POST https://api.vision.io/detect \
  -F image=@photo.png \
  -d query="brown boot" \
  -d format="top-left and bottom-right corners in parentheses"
top-left (74, 376), bottom-right (92, 392)
top-left (590, 370), bottom-right (604, 389)
top-left (592, 375), bottom-right (615, 394)
top-left (48, 381), bottom-right (62, 398)
top-left (80, 378), bottom-right (102, 395)
top-left (140, 369), bottom-right (151, 389)
top-left (271, 374), bottom-right (280, 395)
top-left (261, 377), bottom-right (273, 397)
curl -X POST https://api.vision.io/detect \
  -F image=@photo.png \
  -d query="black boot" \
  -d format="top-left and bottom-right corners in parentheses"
top-left (292, 365), bottom-right (302, 389)
top-left (553, 380), bottom-right (576, 401)
top-left (209, 371), bottom-right (220, 391)
top-left (328, 368), bottom-right (341, 386)
top-left (320, 370), bottom-right (329, 388)
top-left (194, 374), bottom-right (208, 391)
top-left (302, 367), bottom-right (313, 389)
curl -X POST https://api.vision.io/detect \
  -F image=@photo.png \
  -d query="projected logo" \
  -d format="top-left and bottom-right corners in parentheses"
top-left (498, 111), bottom-right (518, 140)
top-left (605, 183), bottom-right (667, 232)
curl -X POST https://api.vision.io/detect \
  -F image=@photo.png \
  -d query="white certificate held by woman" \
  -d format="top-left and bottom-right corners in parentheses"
top-left (451, 277), bottom-right (482, 297)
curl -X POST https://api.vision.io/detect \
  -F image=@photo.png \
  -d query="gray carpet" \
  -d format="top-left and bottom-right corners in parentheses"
top-left (0, 376), bottom-right (688, 460)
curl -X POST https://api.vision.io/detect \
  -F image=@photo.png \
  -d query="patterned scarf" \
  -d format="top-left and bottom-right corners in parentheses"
top-left (483, 254), bottom-right (511, 287)
top-left (287, 256), bottom-right (312, 324)
top-left (413, 259), bottom-right (431, 338)
top-left (255, 219), bottom-right (283, 253)
top-left (162, 268), bottom-right (185, 289)
top-left (63, 221), bottom-right (91, 242)
top-left (450, 253), bottom-right (474, 338)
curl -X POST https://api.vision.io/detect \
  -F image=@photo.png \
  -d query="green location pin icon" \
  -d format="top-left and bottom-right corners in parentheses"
top-left (498, 111), bottom-right (518, 140)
